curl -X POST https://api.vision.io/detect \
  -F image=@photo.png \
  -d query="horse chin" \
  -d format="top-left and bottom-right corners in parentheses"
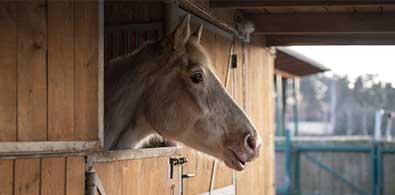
top-left (222, 148), bottom-right (246, 171)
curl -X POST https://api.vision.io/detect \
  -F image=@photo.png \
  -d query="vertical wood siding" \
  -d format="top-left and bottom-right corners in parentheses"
top-left (236, 40), bottom-right (275, 195)
top-left (0, 156), bottom-right (85, 195)
top-left (48, 0), bottom-right (75, 140)
top-left (0, 2), bottom-right (17, 141)
top-left (94, 156), bottom-right (180, 195)
top-left (74, 1), bottom-right (99, 140)
top-left (0, 1), bottom-right (99, 142)
top-left (16, 0), bottom-right (47, 141)
top-left (104, 2), bottom-right (163, 63)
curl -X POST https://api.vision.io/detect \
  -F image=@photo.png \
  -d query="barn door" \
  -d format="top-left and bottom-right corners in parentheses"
top-left (87, 148), bottom-right (183, 195)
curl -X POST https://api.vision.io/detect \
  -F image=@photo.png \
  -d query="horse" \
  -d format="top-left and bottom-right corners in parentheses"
top-left (104, 15), bottom-right (261, 171)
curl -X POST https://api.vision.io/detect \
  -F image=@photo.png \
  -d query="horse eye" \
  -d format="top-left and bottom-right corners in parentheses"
top-left (190, 73), bottom-right (203, 84)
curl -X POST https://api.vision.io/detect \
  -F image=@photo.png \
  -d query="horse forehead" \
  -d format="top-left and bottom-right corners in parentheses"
top-left (186, 41), bottom-right (212, 68)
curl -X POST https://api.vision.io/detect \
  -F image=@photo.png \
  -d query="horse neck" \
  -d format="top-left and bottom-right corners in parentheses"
top-left (105, 43), bottom-right (162, 149)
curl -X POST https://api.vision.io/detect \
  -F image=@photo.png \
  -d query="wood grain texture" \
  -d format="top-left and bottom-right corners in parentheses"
top-left (236, 39), bottom-right (275, 195)
top-left (74, 1), bottom-right (99, 140)
top-left (210, 1), bottom-right (395, 8)
top-left (14, 159), bottom-right (40, 195)
top-left (47, 0), bottom-right (75, 140)
top-left (251, 13), bottom-right (395, 35)
top-left (41, 157), bottom-right (66, 195)
top-left (0, 160), bottom-right (14, 195)
top-left (1, 156), bottom-right (86, 195)
top-left (66, 157), bottom-right (85, 195)
top-left (94, 156), bottom-right (179, 195)
top-left (0, 2), bottom-right (17, 141)
top-left (16, 0), bottom-right (47, 141)
top-left (182, 149), bottom-right (213, 195)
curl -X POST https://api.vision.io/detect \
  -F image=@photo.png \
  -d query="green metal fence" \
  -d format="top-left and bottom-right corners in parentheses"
top-left (276, 130), bottom-right (395, 195)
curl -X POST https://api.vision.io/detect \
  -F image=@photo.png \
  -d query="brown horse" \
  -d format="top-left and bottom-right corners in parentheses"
top-left (104, 15), bottom-right (261, 171)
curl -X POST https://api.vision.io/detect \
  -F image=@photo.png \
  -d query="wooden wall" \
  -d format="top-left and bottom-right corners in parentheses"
top-left (236, 38), bottom-right (275, 195)
top-left (104, 1), bottom-right (163, 62)
top-left (0, 0), bottom-right (99, 142)
top-left (94, 156), bottom-right (180, 195)
top-left (0, 1), bottom-right (275, 195)
top-left (0, 156), bottom-right (85, 195)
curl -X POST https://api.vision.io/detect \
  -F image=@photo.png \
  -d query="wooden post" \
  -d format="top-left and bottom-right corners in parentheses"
top-left (293, 78), bottom-right (300, 136)
top-left (282, 77), bottom-right (288, 136)
top-left (164, 0), bottom-right (179, 34)
top-left (275, 74), bottom-right (284, 136)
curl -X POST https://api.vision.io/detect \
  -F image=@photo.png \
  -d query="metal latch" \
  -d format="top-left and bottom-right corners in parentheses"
top-left (182, 173), bottom-right (195, 179)
top-left (169, 157), bottom-right (188, 179)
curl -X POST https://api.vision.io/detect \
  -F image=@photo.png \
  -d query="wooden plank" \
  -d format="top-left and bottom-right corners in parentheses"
top-left (213, 161), bottom-right (233, 189)
top-left (0, 160), bottom-right (14, 195)
top-left (236, 38), bottom-right (275, 195)
top-left (16, 0), bottom-right (47, 141)
top-left (0, 140), bottom-right (100, 155)
top-left (232, 40), bottom-right (244, 106)
top-left (181, 149), bottom-right (213, 195)
top-left (92, 157), bottom-right (180, 195)
top-left (267, 34), bottom-right (395, 46)
top-left (66, 157), bottom-right (85, 195)
top-left (210, 1), bottom-right (395, 9)
top-left (14, 159), bottom-right (40, 195)
top-left (120, 160), bottom-right (143, 195)
top-left (88, 147), bottom-right (181, 163)
top-left (74, 1), bottom-right (99, 140)
top-left (92, 162), bottom-right (113, 194)
top-left (213, 34), bottom-right (231, 83)
top-left (47, 0), bottom-right (75, 140)
top-left (41, 157), bottom-right (66, 195)
top-left (0, 2), bottom-right (17, 141)
top-left (251, 13), bottom-right (395, 35)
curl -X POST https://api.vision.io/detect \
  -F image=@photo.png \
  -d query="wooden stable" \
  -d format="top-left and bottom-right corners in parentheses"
top-left (0, 1), bottom-right (275, 195)
top-left (2, 1), bottom-right (394, 195)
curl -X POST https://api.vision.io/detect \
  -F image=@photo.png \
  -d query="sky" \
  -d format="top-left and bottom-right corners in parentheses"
top-left (287, 46), bottom-right (395, 85)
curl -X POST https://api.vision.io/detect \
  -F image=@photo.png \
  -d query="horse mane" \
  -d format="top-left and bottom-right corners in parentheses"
top-left (104, 41), bottom-right (162, 149)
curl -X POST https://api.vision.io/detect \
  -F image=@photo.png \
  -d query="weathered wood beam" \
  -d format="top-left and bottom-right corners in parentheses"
top-left (250, 13), bottom-right (395, 35)
top-left (178, 0), bottom-right (242, 39)
top-left (210, 1), bottom-right (395, 9)
top-left (267, 34), bottom-right (395, 46)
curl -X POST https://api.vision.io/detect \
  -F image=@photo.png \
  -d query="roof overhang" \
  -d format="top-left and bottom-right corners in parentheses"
top-left (210, 0), bottom-right (395, 45)
top-left (275, 47), bottom-right (329, 77)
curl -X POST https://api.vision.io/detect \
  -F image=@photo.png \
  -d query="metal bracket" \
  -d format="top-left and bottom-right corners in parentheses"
top-left (169, 157), bottom-right (188, 179)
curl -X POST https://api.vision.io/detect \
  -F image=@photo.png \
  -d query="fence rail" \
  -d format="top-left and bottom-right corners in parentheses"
top-left (276, 130), bottom-right (395, 195)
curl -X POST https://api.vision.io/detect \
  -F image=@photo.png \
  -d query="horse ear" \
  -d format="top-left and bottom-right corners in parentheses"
top-left (171, 14), bottom-right (191, 51)
top-left (191, 24), bottom-right (203, 43)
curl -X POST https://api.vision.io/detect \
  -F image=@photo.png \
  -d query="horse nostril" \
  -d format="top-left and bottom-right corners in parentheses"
top-left (245, 134), bottom-right (257, 151)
